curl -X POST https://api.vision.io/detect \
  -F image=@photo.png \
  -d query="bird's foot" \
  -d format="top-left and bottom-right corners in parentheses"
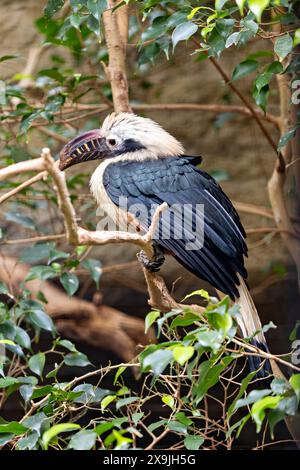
top-left (137, 244), bottom-right (165, 272)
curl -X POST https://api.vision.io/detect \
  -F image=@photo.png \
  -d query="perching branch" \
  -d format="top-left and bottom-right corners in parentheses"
top-left (41, 148), bottom-right (79, 245)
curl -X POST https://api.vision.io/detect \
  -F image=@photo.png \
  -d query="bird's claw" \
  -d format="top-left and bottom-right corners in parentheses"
top-left (137, 245), bottom-right (165, 273)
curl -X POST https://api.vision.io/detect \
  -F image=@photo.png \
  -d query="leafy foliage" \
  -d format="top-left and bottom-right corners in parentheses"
top-left (0, 286), bottom-right (299, 449)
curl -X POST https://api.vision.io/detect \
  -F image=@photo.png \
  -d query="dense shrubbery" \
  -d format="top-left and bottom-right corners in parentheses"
top-left (0, 283), bottom-right (299, 450)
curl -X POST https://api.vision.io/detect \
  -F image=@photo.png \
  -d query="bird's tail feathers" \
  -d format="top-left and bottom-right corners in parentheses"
top-left (236, 274), bottom-right (271, 379)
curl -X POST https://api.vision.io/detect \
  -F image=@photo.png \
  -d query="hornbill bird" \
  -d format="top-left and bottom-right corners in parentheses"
top-left (59, 112), bottom-right (269, 377)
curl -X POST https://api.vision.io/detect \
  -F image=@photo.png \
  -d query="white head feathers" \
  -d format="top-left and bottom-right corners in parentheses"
top-left (101, 112), bottom-right (184, 158)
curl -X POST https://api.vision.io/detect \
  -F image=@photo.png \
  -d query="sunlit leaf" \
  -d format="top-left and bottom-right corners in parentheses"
top-left (173, 346), bottom-right (194, 366)
top-left (248, 0), bottom-right (270, 22)
top-left (42, 423), bottom-right (80, 450)
top-left (162, 394), bottom-right (175, 409)
top-left (145, 310), bottom-right (160, 333)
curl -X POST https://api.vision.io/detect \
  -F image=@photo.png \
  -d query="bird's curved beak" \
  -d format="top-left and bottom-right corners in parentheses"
top-left (59, 129), bottom-right (112, 171)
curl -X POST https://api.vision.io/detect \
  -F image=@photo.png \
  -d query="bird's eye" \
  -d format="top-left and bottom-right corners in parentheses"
top-left (108, 138), bottom-right (117, 146)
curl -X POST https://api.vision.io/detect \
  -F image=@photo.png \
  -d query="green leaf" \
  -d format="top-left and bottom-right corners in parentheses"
top-left (0, 339), bottom-right (15, 346)
top-left (148, 419), bottom-right (168, 433)
top-left (267, 60), bottom-right (283, 74)
top-left (225, 32), bottom-right (241, 48)
top-left (271, 378), bottom-right (290, 395)
top-left (0, 422), bottom-right (27, 436)
top-left (141, 16), bottom-right (168, 42)
top-left (235, 0), bottom-right (246, 15)
top-left (142, 349), bottom-right (173, 376)
top-left (274, 34), bottom-right (293, 60)
top-left (28, 353), bottom-right (45, 377)
top-left (172, 22), bottom-right (198, 50)
top-left (20, 384), bottom-right (34, 402)
top-left (19, 110), bottom-right (42, 135)
top-left (132, 412), bottom-right (144, 426)
top-left (0, 434), bottom-right (14, 446)
top-left (248, 0), bottom-right (270, 22)
top-left (290, 374), bottom-right (300, 402)
top-left (173, 346), bottom-right (194, 366)
top-left (278, 127), bottom-right (298, 150)
top-left (182, 289), bottom-right (210, 301)
top-left (57, 339), bottom-right (77, 352)
top-left (175, 412), bottom-right (193, 426)
top-left (82, 259), bottom-right (102, 289)
top-left (44, 0), bottom-right (65, 18)
top-left (145, 310), bottom-right (160, 333)
top-left (64, 352), bottom-right (91, 367)
top-left (294, 28), bottom-right (300, 47)
top-left (289, 321), bottom-right (300, 341)
top-left (101, 394), bottom-right (116, 411)
top-left (216, 0), bottom-right (229, 12)
top-left (94, 422), bottom-right (114, 435)
top-left (42, 423), bottom-right (80, 450)
top-left (0, 55), bottom-right (18, 63)
top-left (26, 265), bottom-right (57, 282)
top-left (228, 370), bottom-right (257, 416)
top-left (31, 385), bottom-right (53, 400)
top-left (187, 7), bottom-right (201, 20)
top-left (195, 329), bottom-right (223, 352)
top-left (268, 408), bottom-right (286, 438)
top-left (87, 0), bottom-right (107, 20)
top-left (16, 431), bottom-right (39, 450)
top-left (48, 247), bottom-right (69, 264)
top-left (60, 272), bottom-right (79, 296)
top-left (0, 377), bottom-right (19, 388)
top-left (116, 396), bottom-right (138, 410)
top-left (171, 311), bottom-right (200, 328)
top-left (38, 68), bottom-right (65, 83)
top-left (68, 430), bottom-right (97, 450)
top-left (193, 357), bottom-right (234, 403)
top-left (162, 394), bottom-right (175, 409)
top-left (184, 434), bottom-right (204, 450)
top-left (232, 59), bottom-right (259, 81)
top-left (15, 326), bottom-right (31, 349)
top-left (28, 310), bottom-right (55, 332)
top-left (235, 389), bottom-right (271, 409)
top-left (114, 366), bottom-right (126, 385)
top-left (253, 83), bottom-right (269, 113)
top-left (251, 395), bottom-right (282, 432)
top-left (112, 429), bottom-right (132, 449)
top-left (69, 13), bottom-right (83, 29)
top-left (167, 420), bottom-right (188, 435)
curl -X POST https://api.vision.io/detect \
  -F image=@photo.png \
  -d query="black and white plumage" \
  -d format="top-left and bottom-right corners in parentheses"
top-left (102, 156), bottom-right (247, 299)
top-left (59, 112), bottom-right (270, 376)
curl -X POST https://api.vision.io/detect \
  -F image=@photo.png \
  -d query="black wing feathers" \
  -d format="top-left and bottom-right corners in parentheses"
top-left (103, 156), bottom-right (247, 299)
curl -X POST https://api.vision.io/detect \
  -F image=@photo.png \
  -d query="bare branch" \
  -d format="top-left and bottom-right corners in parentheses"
top-left (0, 157), bottom-right (45, 182)
top-left (41, 147), bottom-right (79, 245)
top-left (0, 171), bottom-right (47, 205)
top-left (103, 1), bottom-right (131, 113)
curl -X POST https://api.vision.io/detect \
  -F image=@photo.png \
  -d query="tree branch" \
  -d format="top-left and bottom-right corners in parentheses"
top-left (41, 148), bottom-right (79, 245)
top-left (102, 1), bottom-right (132, 113)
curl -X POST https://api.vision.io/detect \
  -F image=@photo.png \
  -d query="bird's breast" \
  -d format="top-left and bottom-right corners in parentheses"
top-left (90, 160), bottom-right (141, 232)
